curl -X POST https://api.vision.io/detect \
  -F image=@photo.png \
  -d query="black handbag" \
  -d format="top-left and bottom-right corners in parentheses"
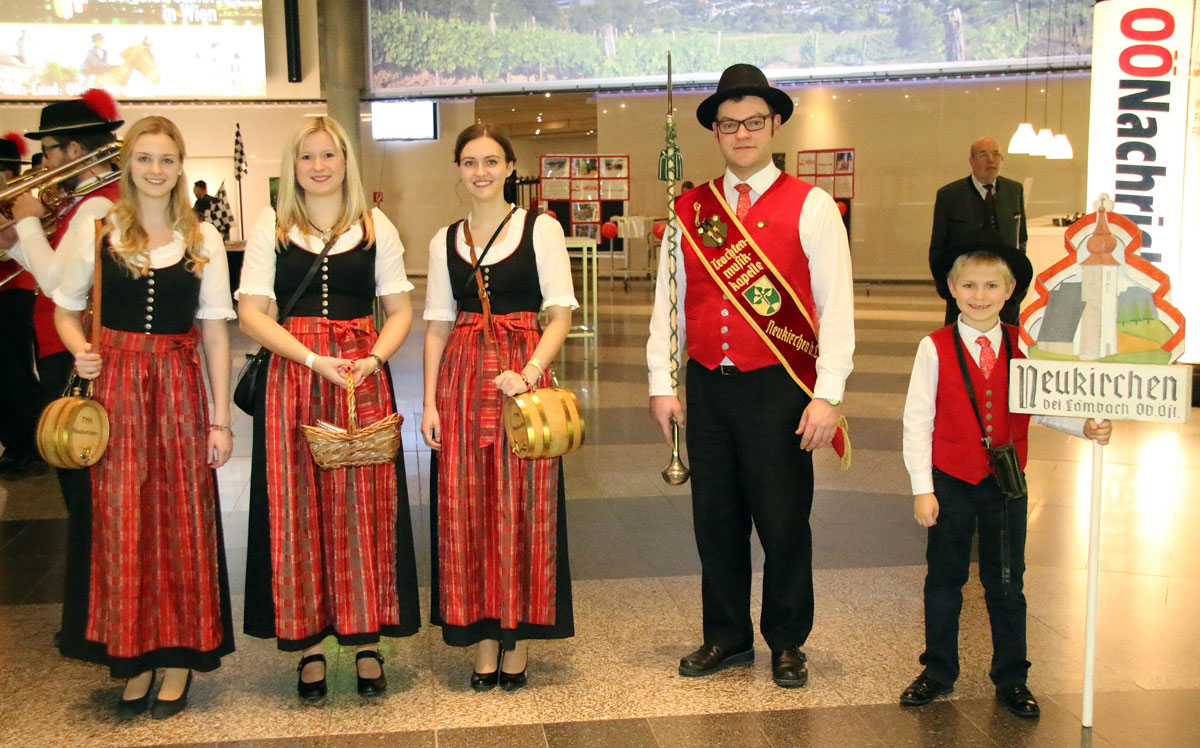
top-left (233, 233), bottom-right (340, 415)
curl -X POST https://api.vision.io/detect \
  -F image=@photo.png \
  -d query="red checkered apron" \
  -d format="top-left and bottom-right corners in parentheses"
top-left (435, 310), bottom-right (560, 629)
top-left (86, 327), bottom-right (225, 658)
top-left (263, 316), bottom-right (401, 641)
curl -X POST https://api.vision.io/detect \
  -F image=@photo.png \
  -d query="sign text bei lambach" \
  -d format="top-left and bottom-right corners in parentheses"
top-left (1009, 359), bottom-right (1192, 423)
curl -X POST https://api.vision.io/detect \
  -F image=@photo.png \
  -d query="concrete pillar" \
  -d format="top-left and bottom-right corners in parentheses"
top-left (317, 0), bottom-right (365, 165)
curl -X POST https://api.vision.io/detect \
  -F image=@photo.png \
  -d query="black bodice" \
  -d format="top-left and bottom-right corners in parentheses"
top-left (100, 246), bottom-right (200, 334)
top-left (448, 211), bottom-right (542, 315)
top-left (273, 239), bottom-right (376, 320)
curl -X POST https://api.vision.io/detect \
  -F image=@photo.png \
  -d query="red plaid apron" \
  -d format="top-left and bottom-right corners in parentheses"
top-left (435, 310), bottom-right (560, 628)
top-left (87, 327), bottom-right (225, 658)
top-left (263, 316), bottom-right (401, 641)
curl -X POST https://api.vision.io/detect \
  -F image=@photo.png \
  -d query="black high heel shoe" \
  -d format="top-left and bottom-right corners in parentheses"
top-left (470, 651), bottom-right (501, 692)
top-left (117, 671), bottom-right (156, 719)
top-left (499, 650), bottom-right (528, 692)
top-left (355, 650), bottom-right (387, 697)
top-left (296, 653), bottom-right (327, 700)
top-left (150, 670), bottom-right (192, 720)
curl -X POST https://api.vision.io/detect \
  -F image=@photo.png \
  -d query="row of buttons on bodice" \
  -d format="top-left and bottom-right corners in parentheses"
top-left (320, 257), bottom-right (329, 316)
top-left (142, 269), bottom-right (156, 331)
top-left (719, 294), bottom-right (730, 350)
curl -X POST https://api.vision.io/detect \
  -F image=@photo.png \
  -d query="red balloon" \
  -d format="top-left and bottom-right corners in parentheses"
top-left (836, 200), bottom-right (848, 216)
top-left (652, 222), bottom-right (667, 240)
top-left (544, 210), bottom-right (557, 220)
top-left (600, 222), bottom-right (619, 239)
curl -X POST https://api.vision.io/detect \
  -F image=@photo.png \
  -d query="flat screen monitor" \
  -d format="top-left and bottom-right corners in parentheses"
top-left (0, 1), bottom-right (265, 99)
top-left (370, 100), bottom-right (438, 141)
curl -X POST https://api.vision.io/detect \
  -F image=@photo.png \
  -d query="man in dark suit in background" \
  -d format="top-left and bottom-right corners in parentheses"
top-left (929, 136), bottom-right (1027, 325)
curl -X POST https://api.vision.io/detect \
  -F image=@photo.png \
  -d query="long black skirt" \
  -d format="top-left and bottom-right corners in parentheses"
top-left (428, 452), bottom-right (574, 650)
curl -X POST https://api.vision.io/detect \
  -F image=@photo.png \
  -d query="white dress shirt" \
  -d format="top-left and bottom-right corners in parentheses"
top-left (902, 317), bottom-right (1087, 495)
top-left (10, 194), bottom-right (114, 292)
top-left (54, 220), bottom-right (236, 320)
top-left (423, 209), bottom-right (578, 321)
top-left (236, 207), bottom-right (414, 301)
top-left (647, 162), bottom-right (855, 400)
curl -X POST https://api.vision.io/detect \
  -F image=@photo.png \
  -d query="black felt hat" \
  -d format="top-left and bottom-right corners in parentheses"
top-left (931, 237), bottom-right (1034, 303)
top-left (697, 64), bottom-right (794, 129)
top-left (25, 89), bottom-right (123, 141)
top-left (0, 133), bottom-right (30, 172)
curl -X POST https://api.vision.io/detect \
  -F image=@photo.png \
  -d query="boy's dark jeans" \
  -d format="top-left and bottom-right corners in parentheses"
top-left (920, 468), bottom-right (1030, 689)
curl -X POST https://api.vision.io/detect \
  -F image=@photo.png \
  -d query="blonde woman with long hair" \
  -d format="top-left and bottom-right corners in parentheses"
top-left (237, 115), bottom-right (420, 699)
top-left (53, 115), bottom-right (236, 719)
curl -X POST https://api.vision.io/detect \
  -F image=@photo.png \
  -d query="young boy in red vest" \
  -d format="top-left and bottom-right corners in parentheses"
top-left (899, 240), bottom-right (1112, 718)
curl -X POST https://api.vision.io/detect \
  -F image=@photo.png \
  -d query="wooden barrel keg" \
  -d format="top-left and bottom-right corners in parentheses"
top-left (36, 389), bottom-right (110, 469)
top-left (502, 387), bottom-right (585, 459)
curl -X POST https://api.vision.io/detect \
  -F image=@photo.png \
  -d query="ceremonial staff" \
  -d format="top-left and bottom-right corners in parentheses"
top-left (658, 51), bottom-right (689, 485)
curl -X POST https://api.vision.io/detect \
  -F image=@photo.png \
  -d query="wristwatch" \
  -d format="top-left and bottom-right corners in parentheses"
top-left (821, 397), bottom-right (841, 407)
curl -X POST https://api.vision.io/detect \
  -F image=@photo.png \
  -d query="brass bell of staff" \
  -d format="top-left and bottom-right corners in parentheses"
top-left (662, 419), bottom-right (689, 486)
top-left (658, 50), bottom-right (690, 486)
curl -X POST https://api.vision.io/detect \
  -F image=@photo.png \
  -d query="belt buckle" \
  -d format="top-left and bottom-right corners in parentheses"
top-left (717, 365), bottom-right (738, 376)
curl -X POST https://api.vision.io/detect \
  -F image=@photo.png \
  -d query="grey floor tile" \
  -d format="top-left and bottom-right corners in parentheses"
top-left (543, 718), bottom-right (659, 748)
top-left (648, 712), bottom-right (770, 748)
top-left (435, 724), bottom-right (547, 748)
top-left (855, 701), bottom-right (997, 747)
top-left (951, 696), bottom-right (1116, 748)
top-left (1048, 690), bottom-right (1200, 748)
top-left (755, 705), bottom-right (884, 747)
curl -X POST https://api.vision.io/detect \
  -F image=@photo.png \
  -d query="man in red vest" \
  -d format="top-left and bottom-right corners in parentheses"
top-left (647, 63), bottom-right (855, 688)
top-left (900, 240), bottom-right (1111, 717)
top-left (0, 90), bottom-right (122, 502)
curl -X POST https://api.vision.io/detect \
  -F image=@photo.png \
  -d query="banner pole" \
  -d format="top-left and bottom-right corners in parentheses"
top-left (1081, 438), bottom-right (1104, 728)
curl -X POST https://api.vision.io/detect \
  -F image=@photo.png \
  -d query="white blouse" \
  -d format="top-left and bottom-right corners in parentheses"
top-left (53, 220), bottom-right (236, 321)
top-left (235, 206), bottom-right (415, 301)
top-left (423, 209), bottom-right (579, 322)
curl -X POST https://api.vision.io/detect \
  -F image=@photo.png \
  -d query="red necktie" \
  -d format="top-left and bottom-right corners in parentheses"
top-left (977, 335), bottom-right (997, 378)
top-left (735, 183), bottom-right (752, 221)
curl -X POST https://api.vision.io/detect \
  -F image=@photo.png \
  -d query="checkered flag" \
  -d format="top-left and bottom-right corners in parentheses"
top-left (233, 123), bottom-right (248, 180)
top-left (208, 181), bottom-right (234, 240)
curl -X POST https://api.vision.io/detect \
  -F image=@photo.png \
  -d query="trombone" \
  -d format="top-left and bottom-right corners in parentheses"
top-left (0, 141), bottom-right (122, 235)
top-left (0, 141), bottom-right (121, 289)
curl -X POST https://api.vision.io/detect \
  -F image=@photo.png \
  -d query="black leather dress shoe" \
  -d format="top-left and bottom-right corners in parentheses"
top-left (678, 643), bottom-right (754, 677)
top-left (900, 673), bottom-right (954, 706)
top-left (499, 666), bottom-right (528, 692)
top-left (150, 671), bottom-right (192, 720)
top-left (116, 672), bottom-right (156, 719)
top-left (356, 650), bottom-right (387, 697)
top-left (770, 647), bottom-right (808, 688)
top-left (296, 653), bottom-right (327, 700)
top-left (471, 650), bottom-right (501, 692)
top-left (996, 684), bottom-right (1040, 718)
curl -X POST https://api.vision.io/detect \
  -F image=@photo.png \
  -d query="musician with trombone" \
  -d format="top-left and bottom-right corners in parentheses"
top-left (647, 64), bottom-right (855, 689)
top-left (0, 90), bottom-right (122, 499)
top-left (0, 134), bottom-right (44, 479)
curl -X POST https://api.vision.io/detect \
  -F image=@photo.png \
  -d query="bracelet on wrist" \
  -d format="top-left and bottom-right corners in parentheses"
top-left (527, 357), bottom-right (546, 374)
top-left (304, 352), bottom-right (317, 369)
top-left (367, 353), bottom-right (384, 372)
top-left (209, 424), bottom-right (232, 433)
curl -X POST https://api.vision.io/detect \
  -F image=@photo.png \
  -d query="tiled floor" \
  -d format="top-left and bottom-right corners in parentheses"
top-left (1, 280), bottom-right (1198, 747)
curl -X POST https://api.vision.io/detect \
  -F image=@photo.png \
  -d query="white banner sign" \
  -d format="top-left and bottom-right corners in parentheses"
top-left (1010, 359), bottom-right (1192, 422)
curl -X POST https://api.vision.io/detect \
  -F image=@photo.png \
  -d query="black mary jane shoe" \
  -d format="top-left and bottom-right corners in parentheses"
top-left (116, 672), bottom-right (156, 719)
top-left (471, 651), bottom-right (501, 692)
top-left (150, 671), bottom-right (192, 720)
top-left (996, 684), bottom-right (1040, 719)
top-left (296, 653), bottom-right (328, 700)
top-left (498, 666), bottom-right (527, 692)
top-left (355, 650), bottom-right (387, 697)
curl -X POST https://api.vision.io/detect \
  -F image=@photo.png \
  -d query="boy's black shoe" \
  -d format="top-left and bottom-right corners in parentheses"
top-left (678, 643), bottom-right (753, 676)
top-left (996, 684), bottom-right (1040, 718)
top-left (900, 674), bottom-right (953, 706)
top-left (770, 647), bottom-right (808, 688)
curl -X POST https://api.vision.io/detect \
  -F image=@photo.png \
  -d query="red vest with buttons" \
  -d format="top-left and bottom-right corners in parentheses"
top-left (930, 323), bottom-right (1030, 485)
top-left (32, 182), bottom-right (121, 359)
top-left (677, 173), bottom-right (818, 372)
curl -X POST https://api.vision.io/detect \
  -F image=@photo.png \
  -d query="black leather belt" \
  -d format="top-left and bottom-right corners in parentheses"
top-left (716, 365), bottom-right (740, 376)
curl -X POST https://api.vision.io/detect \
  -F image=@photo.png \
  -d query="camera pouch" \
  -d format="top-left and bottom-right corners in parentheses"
top-left (985, 441), bottom-right (1028, 501)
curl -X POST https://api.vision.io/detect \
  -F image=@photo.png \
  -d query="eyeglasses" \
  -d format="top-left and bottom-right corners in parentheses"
top-left (41, 142), bottom-right (66, 156)
top-left (971, 151), bottom-right (1004, 160)
top-left (714, 115), bottom-right (771, 135)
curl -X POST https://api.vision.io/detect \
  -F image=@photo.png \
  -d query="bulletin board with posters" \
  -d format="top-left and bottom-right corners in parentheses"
top-left (539, 154), bottom-right (630, 253)
top-left (797, 148), bottom-right (855, 199)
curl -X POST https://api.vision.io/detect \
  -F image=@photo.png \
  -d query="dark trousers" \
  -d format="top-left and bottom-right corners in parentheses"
top-left (36, 349), bottom-right (91, 511)
top-left (684, 360), bottom-right (815, 652)
top-left (921, 468), bottom-right (1029, 688)
top-left (0, 290), bottom-right (42, 459)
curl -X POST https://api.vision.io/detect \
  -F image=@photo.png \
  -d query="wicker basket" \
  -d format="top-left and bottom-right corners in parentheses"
top-left (302, 374), bottom-right (401, 470)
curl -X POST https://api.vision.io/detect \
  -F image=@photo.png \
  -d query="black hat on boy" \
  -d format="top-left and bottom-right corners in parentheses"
top-left (0, 133), bottom-right (30, 173)
top-left (25, 89), bottom-right (123, 141)
top-left (696, 63), bottom-right (794, 130)
top-left (931, 237), bottom-right (1034, 304)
